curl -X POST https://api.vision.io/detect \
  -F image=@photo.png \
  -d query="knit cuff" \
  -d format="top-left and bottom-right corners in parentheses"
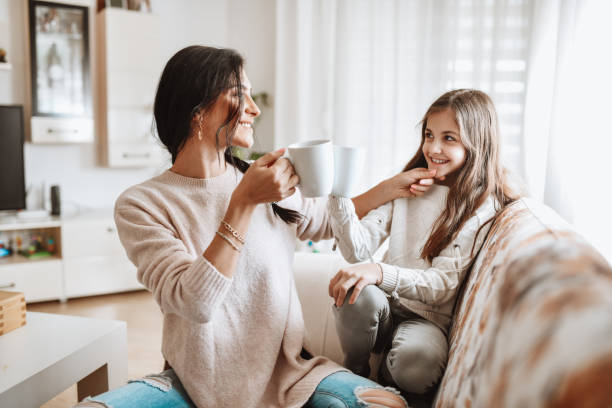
top-left (378, 262), bottom-right (400, 294)
top-left (181, 255), bottom-right (233, 301)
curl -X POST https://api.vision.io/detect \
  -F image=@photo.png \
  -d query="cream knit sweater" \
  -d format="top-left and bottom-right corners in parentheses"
top-left (114, 167), bottom-right (342, 408)
top-left (328, 184), bottom-right (497, 332)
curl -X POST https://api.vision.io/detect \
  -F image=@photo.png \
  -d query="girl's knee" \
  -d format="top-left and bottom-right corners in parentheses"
top-left (386, 342), bottom-right (444, 394)
top-left (334, 285), bottom-right (388, 321)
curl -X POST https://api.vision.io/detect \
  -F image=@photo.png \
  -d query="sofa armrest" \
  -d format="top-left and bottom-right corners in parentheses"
top-left (293, 252), bottom-right (349, 364)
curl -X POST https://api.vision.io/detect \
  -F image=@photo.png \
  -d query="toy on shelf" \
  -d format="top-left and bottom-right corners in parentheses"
top-left (0, 233), bottom-right (13, 258)
top-left (0, 230), bottom-right (58, 260)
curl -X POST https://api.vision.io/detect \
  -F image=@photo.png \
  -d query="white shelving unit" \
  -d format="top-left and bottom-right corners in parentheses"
top-left (96, 8), bottom-right (167, 167)
top-left (0, 63), bottom-right (12, 71)
top-left (0, 212), bottom-right (142, 303)
top-left (0, 217), bottom-right (63, 302)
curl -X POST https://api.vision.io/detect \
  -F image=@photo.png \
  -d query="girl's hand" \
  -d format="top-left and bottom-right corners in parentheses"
top-left (233, 148), bottom-right (299, 204)
top-left (385, 168), bottom-right (438, 199)
top-left (329, 263), bottom-right (382, 307)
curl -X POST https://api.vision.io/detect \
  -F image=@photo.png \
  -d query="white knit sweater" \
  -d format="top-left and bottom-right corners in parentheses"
top-left (328, 184), bottom-right (497, 332)
top-left (114, 168), bottom-right (342, 408)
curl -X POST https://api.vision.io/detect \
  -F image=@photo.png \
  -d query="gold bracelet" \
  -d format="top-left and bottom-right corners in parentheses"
top-left (221, 220), bottom-right (246, 244)
top-left (216, 230), bottom-right (241, 252)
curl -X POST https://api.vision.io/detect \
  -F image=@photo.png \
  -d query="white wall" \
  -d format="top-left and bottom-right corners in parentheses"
top-left (226, 0), bottom-right (276, 154)
top-left (0, 0), bottom-right (275, 212)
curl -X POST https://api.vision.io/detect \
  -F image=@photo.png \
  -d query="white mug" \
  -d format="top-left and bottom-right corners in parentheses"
top-left (287, 139), bottom-right (334, 197)
top-left (332, 145), bottom-right (366, 197)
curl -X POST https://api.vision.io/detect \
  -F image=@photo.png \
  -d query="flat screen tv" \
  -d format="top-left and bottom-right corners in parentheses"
top-left (0, 105), bottom-right (26, 211)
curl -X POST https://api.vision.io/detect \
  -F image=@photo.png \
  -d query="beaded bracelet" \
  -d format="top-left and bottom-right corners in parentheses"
top-left (221, 220), bottom-right (246, 245)
top-left (216, 230), bottom-right (241, 252)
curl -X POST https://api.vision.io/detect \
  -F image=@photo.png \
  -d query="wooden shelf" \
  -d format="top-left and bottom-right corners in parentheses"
top-left (0, 216), bottom-right (62, 232)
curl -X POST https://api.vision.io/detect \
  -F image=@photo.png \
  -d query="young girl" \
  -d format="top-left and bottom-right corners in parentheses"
top-left (327, 89), bottom-right (520, 395)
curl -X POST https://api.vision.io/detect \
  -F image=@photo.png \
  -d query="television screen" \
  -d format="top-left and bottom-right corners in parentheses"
top-left (0, 105), bottom-right (26, 211)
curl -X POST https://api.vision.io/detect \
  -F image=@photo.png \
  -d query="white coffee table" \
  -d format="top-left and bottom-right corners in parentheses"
top-left (0, 312), bottom-right (128, 407)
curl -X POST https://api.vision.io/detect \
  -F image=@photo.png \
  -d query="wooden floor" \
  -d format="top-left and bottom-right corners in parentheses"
top-left (27, 290), bottom-right (164, 408)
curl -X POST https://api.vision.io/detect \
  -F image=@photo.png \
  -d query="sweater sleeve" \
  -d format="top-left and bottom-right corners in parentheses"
top-left (114, 204), bottom-right (233, 324)
top-left (327, 196), bottom-right (393, 263)
top-left (295, 196), bottom-right (334, 241)
top-left (378, 203), bottom-right (494, 305)
top-left (275, 188), bottom-right (333, 241)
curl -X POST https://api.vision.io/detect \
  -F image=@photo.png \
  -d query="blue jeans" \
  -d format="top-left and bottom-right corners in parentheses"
top-left (75, 370), bottom-right (194, 408)
top-left (305, 371), bottom-right (398, 407)
top-left (75, 369), bottom-right (401, 408)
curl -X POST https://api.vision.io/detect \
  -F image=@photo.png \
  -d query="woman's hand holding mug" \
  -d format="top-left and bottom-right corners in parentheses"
top-left (234, 148), bottom-right (300, 205)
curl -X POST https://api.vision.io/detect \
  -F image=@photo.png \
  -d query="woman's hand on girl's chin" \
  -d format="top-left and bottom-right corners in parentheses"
top-left (233, 148), bottom-right (299, 205)
top-left (386, 167), bottom-right (437, 199)
top-left (328, 263), bottom-right (382, 307)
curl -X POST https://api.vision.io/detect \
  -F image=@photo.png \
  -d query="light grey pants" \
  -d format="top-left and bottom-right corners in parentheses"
top-left (333, 285), bottom-right (449, 394)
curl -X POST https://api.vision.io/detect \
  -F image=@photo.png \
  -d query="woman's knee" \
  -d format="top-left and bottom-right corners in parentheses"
top-left (334, 285), bottom-right (389, 325)
top-left (386, 341), bottom-right (445, 394)
top-left (307, 387), bottom-right (407, 408)
top-left (307, 371), bottom-right (408, 408)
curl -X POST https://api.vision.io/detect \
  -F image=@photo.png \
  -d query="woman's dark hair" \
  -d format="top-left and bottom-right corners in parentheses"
top-left (153, 45), bottom-right (301, 224)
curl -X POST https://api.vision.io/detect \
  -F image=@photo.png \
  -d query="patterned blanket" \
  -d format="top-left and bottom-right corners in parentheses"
top-left (435, 198), bottom-right (612, 407)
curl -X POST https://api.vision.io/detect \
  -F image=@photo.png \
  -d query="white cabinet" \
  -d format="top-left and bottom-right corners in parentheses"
top-left (62, 215), bottom-right (142, 298)
top-left (30, 116), bottom-right (94, 144)
top-left (27, 1), bottom-right (94, 144)
top-left (96, 8), bottom-right (166, 167)
top-left (0, 260), bottom-right (63, 302)
top-left (0, 219), bottom-right (64, 302)
top-left (0, 213), bottom-right (142, 303)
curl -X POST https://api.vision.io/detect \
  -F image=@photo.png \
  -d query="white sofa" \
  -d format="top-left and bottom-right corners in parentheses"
top-left (293, 252), bottom-right (348, 365)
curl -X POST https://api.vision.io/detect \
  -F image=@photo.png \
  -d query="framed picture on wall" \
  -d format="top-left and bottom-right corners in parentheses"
top-left (28, 0), bottom-right (93, 143)
top-left (28, 0), bottom-right (90, 118)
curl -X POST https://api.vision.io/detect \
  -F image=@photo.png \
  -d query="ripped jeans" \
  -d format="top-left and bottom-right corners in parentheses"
top-left (75, 369), bottom-right (407, 408)
top-left (305, 371), bottom-right (406, 407)
top-left (75, 370), bottom-right (194, 408)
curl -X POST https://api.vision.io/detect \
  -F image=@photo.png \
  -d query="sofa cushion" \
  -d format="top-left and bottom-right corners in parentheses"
top-left (437, 198), bottom-right (612, 407)
top-left (293, 252), bottom-right (349, 364)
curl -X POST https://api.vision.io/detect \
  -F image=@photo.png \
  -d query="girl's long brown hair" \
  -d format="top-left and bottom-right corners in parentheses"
top-left (403, 89), bottom-right (520, 262)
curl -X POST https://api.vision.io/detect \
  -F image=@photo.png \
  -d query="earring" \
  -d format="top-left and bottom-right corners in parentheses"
top-left (197, 120), bottom-right (203, 141)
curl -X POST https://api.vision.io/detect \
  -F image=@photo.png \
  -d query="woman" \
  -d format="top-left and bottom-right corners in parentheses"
top-left (105, 46), bottom-right (434, 408)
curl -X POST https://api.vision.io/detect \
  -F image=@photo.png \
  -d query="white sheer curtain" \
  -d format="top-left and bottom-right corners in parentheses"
top-left (275, 0), bottom-right (612, 261)
top-left (275, 0), bottom-right (531, 191)
top-left (523, 0), bottom-right (612, 260)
